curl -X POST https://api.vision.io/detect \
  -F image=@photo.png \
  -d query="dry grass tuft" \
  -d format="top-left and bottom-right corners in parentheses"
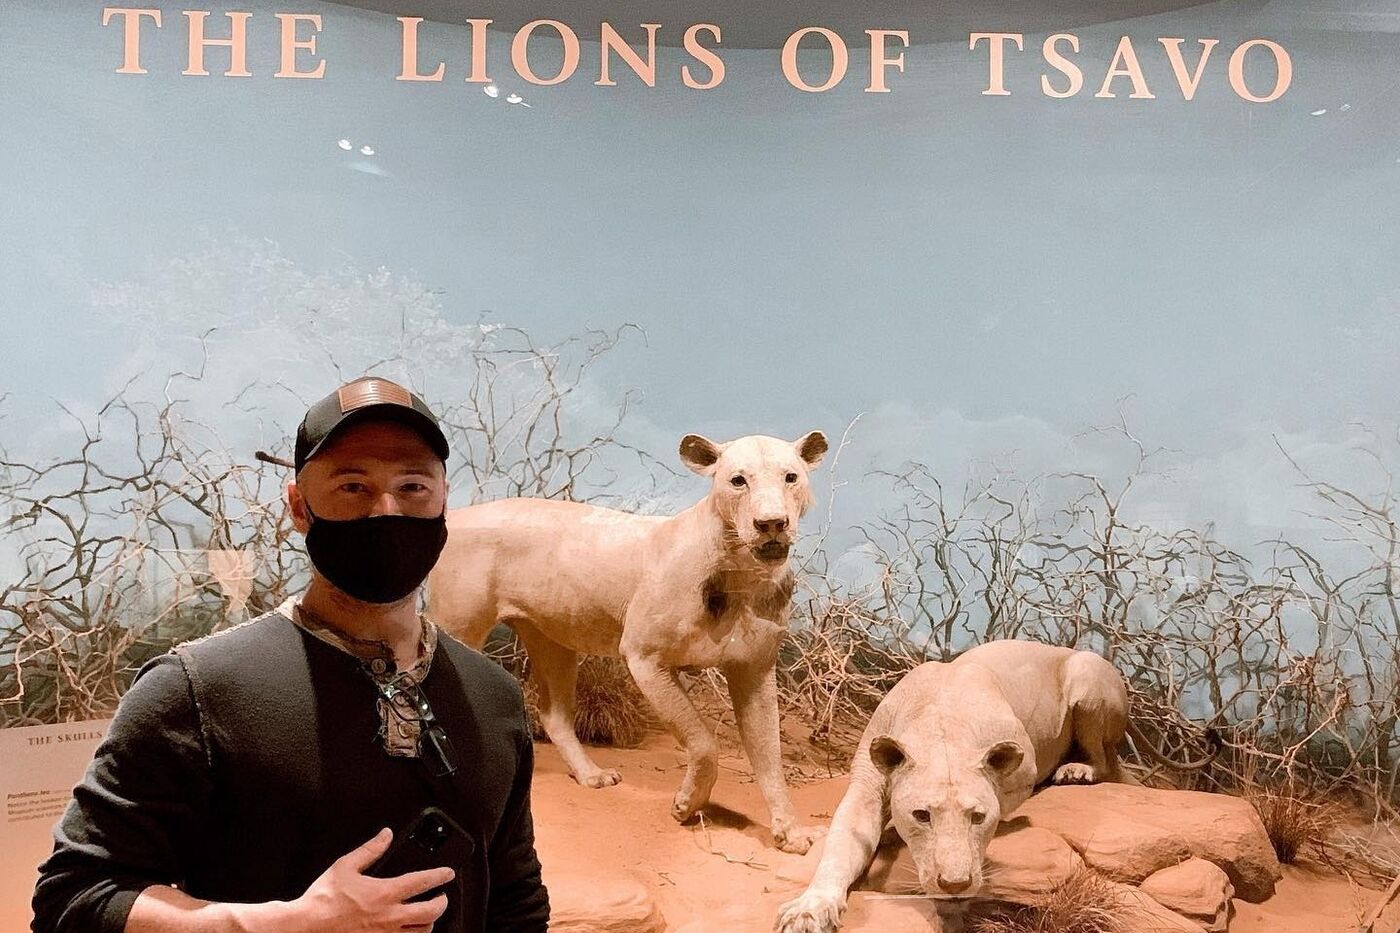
top-left (1246, 785), bottom-right (1340, 864)
top-left (969, 869), bottom-right (1124, 933)
top-left (521, 655), bottom-right (653, 749)
top-left (483, 628), bottom-right (653, 748)
top-left (569, 655), bottom-right (653, 747)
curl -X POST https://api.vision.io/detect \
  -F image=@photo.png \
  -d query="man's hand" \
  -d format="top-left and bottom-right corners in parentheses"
top-left (286, 828), bottom-right (454, 932)
top-left (123, 828), bottom-right (454, 933)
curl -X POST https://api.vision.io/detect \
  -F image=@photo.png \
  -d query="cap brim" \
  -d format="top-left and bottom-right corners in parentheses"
top-left (299, 404), bottom-right (450, 469)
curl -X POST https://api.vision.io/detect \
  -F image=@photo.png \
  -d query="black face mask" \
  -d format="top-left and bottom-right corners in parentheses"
top-left (303, 506), bottom-right (448, 604)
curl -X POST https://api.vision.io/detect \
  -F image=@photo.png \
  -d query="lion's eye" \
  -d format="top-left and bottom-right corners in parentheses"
top-left (912, 809), bottom-right (931, 824)
top-left (729, 475), bottom-right (747, 487)
top-left (785, 472), bottom-right (798, 484)
top-left (970, 810), bottom-right (987, 825)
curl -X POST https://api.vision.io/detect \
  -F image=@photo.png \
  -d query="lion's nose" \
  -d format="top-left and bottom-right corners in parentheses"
top-left (937, 875), bottom-right (972, 895)
top-left (754, 517), bottom-right (788, 535)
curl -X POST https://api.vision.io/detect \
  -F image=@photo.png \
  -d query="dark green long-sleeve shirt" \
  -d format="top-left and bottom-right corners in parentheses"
top-left (31, 607), bottom-right (549, 933)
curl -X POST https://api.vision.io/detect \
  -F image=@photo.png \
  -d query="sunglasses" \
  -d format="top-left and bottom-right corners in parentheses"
top-left (377, 676), bottom-right (460, 779)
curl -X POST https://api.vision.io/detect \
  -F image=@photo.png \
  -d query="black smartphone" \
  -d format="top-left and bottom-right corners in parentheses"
top-left (366, 806), bottom-right (475, 903)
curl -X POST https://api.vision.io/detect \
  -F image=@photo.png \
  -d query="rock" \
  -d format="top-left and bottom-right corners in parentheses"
top-left (983, 825), bottom-right (1087, 899)
top-left (1016, 783), bottom-right (1282, 901)
top-left (843, 891), bottom-right (963, 932)
top-left (964, 872), bottom-right (1207, 932)
top-left (1108, 881), bottom-right (1209, 932)
top-left (546, 872), bottom-right (667, 932)
top-left (853, 824), bottom-right (1084, 901)
top-left (1140, 857), bottom-right (1234, 932)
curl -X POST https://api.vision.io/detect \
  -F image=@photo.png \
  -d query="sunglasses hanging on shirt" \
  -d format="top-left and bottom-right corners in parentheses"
top-left (375, 676), bottom-right (461, 779)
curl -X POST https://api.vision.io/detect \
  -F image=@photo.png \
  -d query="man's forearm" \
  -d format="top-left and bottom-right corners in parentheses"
top-left (125, 885), bottom-right (297, 933)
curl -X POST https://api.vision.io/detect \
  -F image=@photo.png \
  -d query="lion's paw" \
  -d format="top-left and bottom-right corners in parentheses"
top-left (773, 819), bottom-right (825, 855)
top-left (670, 774), bottom-right (715, 823)
top-left (671, 792), bottom-right (701, 824)
top-left (774, 890), bottom-right (845, 933)
top-left (576, 768), bottom-right (622, 789)
top-left (1052, 762), bottom-right (1098, 784)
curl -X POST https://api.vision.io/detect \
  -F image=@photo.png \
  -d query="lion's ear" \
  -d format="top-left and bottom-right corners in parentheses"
top-left (870, 735), bottom-right (908, 775)
top-left (793, 430), bottom-right (828, 469)
top-left (679, 434), bottom-right (724, 475)
top-left (983, 741), bottom-right (1024, 777)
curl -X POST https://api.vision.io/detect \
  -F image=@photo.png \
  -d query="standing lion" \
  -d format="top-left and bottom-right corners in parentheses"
top-left (428, 431), bottom-right (828, 853)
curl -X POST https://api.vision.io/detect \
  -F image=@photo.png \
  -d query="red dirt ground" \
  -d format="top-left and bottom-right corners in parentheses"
top-left (529, 731), bottom-right (1400, 933)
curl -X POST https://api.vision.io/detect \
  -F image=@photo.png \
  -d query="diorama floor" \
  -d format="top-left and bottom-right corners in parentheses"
top-left (529, 731), bottom-right (1400, 933)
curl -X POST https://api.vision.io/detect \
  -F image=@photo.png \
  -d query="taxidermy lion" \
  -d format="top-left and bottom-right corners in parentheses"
top-left (427, 431), bottom-right (828, 853)
top-left (774, 639), bottom-right (1221, 932)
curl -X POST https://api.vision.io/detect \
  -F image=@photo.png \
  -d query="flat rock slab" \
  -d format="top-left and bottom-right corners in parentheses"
top-left (546, 872), bottom-right (668, 932)
top-left (844, 892), bottom-right (962, 932)
top-left (1017, 783), bottom-right (1282, 902)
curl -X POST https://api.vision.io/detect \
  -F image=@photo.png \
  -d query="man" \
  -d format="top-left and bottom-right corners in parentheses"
top-left (32, 376), bottom-right (549, 933)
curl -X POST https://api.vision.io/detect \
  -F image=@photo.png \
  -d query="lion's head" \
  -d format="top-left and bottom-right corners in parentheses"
top-left (869, 726), bottom-right (1036, 899)
top-left (678, 431), bottom-right (827, 566)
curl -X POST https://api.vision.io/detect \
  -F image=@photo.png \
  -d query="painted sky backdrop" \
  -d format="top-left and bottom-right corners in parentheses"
top-left (2, 0), bottom-right (1399, 556)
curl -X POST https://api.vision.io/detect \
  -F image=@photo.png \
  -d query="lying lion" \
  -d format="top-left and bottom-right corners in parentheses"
top-left (427, 431), bottom-right (828, 853)
top-left (775, 639), bottom-right (1219, 932)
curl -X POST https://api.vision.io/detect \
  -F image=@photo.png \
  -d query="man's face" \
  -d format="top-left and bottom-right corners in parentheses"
top-left (287, 420), bottom-right (447, 529)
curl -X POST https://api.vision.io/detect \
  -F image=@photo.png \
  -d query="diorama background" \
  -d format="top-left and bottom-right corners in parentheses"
top-left (2, 2), bottom-right (1399, 752)
top-left (3, 0), bottom-right (1397, 554)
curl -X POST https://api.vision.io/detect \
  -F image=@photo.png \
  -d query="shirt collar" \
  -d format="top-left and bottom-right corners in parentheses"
top-left (279, 595), bottom-right (438, 681)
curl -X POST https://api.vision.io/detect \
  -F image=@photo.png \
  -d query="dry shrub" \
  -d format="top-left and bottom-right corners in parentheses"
top-left (518, 654), bottom-right (652, 749)
top-left (1314, 816), bottom-right (1400, 888)
top-left (1246, 785), bottom-right (1340, 864)
top-left (776, 591), bottom-right (927, 752)
top-left (774, 433), bottom-right (1400, 818)
top-left (969, 869), bottom-right (1125, 933)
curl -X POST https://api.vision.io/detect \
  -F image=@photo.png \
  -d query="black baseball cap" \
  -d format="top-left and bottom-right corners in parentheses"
top-left (294, 376), bottom-right (450, 473)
